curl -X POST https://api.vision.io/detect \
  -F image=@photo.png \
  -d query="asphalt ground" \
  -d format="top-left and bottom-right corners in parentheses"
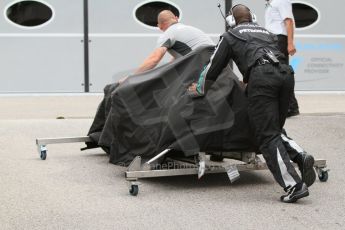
top-left (0, 93), bottom-right (345, 230)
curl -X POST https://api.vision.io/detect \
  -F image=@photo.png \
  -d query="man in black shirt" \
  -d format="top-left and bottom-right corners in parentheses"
top-left (188, 4), bottom-right (315, 203)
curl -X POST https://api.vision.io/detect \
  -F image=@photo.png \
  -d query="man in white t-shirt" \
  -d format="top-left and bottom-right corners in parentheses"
top-left (136, 10), bottom-right (214, 73)
top-left (265, 0), bottom-right (300, 117)
top-left (118, 10), bottom-right (214, 83)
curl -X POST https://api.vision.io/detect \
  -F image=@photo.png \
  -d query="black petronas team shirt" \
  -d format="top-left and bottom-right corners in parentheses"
top-left (197, 22), bottom-right (285, 93)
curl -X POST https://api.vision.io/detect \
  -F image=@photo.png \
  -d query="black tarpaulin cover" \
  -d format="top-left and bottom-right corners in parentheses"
top-left (86, 46), bottom-right (256, 166)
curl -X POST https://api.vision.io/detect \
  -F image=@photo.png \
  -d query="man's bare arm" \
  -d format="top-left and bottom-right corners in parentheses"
top-left (134, 47), bottom-right (168, 74)
top-left (284, 18), bottom-right (296, 56)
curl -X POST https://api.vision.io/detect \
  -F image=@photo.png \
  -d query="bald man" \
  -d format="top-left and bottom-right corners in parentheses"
top-left (130, 10), bottom-right (214, 76)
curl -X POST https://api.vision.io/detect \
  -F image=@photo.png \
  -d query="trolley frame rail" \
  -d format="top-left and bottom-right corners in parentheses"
top-left (35, 136), bottom-right (329, 196)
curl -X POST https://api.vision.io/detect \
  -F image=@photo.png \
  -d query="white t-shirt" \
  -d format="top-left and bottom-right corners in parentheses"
top-left (156, 23), bottom-right (214, 59)
top-left (265, 0), bottom-right (294, 35)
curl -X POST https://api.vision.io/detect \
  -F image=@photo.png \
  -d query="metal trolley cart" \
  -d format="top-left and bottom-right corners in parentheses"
top-left (36, 136), bottom-right (330, 196)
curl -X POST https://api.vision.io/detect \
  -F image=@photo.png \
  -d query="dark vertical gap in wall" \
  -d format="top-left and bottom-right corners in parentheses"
top-left (83, 0), bottom-right (90, 92)
top-left (225, 0), bottom-right (233, 68)
top-left (225, 0), bottom-right (232, 31)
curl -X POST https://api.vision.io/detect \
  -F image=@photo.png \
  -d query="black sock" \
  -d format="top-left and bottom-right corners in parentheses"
top-left (294, 182), bottom-right (303, 190)
top-left (293, 153), bottom-right (303, 164)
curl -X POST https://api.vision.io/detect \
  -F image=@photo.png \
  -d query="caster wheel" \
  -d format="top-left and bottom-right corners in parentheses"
top-left (40, 150), bottom-right (47, 160)
top-left (129, 184), bottom-right (139, 196)
top-left (318, 170), bottom-right (328, 182)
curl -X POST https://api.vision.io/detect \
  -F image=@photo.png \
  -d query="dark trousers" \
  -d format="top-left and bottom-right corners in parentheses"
top-left (281, 131), bottom-right (304, 161)
top-left (277, 35), bottom-right (299, 112)
top-left (247, 64), bottom-right (302, 189)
